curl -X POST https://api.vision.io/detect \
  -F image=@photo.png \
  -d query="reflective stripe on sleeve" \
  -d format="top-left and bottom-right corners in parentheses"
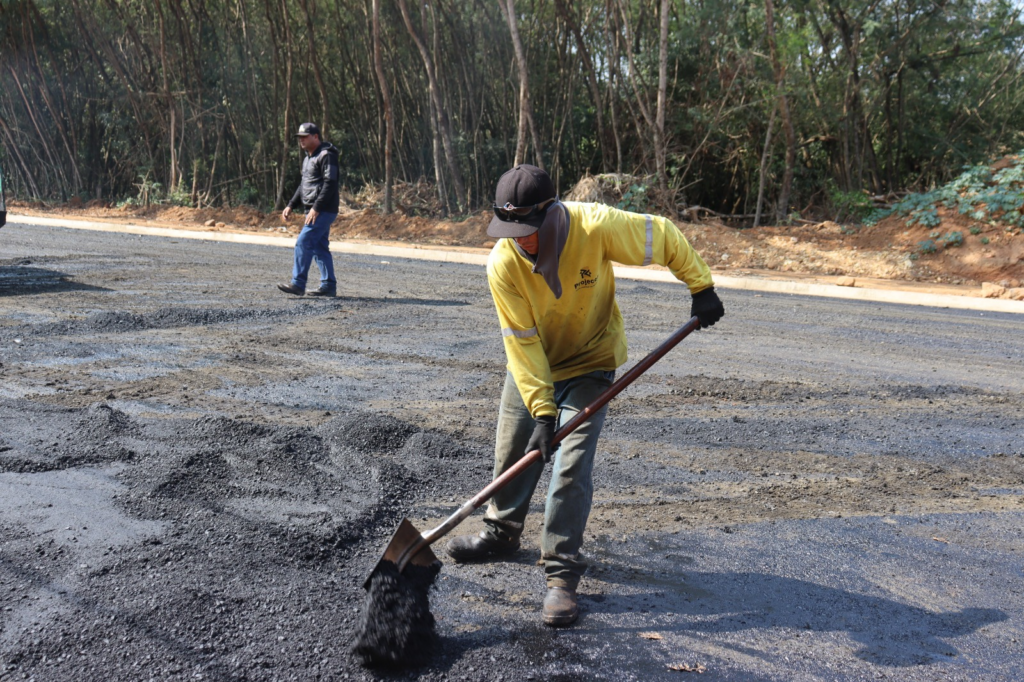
top-left (502, 326), bottom-right (537, 339)
top-left (642, 215), bottom-right (653, 266)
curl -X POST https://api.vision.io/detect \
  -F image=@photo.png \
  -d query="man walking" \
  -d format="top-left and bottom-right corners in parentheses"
top-left (278, 122), bottom-right (340, 297)
top-left (446, 164), bottom-right (724, 626)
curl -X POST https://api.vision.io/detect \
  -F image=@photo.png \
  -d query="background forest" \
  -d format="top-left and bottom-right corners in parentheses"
top-left (2, 0), bottom-right (1023, 223)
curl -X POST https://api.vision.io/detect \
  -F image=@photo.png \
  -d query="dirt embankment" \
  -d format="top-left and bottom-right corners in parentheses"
top-left (9, 195), bottom-right (1023, 293)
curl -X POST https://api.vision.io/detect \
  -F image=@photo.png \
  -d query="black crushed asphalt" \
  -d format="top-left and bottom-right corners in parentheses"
top-left (1, 221), bottom-right (1022, 681)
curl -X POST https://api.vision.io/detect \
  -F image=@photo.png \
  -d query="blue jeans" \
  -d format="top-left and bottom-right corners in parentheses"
top-left (483, 369), bottom-right (614, 589)
top-left (291, 211), bottom-right (337, 290)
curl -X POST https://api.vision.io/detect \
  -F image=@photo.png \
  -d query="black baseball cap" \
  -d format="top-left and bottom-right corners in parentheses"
top-left (487, 164), bottom-right (557, 238)
top-left (296, 122), bottom-right (320, 137)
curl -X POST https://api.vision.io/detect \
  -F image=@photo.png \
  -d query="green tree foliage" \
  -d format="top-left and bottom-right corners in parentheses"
top-left (1, 0), bottom-right (1022, 220)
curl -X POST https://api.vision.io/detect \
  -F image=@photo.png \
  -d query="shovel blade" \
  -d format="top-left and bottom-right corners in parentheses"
top-left (363, 518), bottom-right (439, 589)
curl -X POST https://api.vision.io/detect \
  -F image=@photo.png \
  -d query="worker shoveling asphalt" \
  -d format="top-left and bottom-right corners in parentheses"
top-left (354, 164), bottom-right (723, 666)
top-left (354, 316), bottom-right (709, 664)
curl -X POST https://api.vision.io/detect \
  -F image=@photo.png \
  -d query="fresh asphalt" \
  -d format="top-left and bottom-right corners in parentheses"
top-left (1, 219), bottom-right (1022, 681)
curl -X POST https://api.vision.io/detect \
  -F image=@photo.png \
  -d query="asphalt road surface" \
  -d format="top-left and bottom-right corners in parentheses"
top-left (2, 220), bottom-right (1023, 681)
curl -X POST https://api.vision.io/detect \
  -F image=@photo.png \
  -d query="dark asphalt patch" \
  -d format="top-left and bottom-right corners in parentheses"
top-left (354, 559), bottom-right (441, 667)
top-left (40, 306), bottom-right (310, 336)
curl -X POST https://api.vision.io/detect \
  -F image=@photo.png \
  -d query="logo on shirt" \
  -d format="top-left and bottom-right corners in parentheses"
top-left (575, 267), bottom-right (598, 291)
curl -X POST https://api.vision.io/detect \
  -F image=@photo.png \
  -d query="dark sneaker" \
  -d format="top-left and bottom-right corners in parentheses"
top-left (277, 283), bottom-right (305, 296)
top-left (542, 586), bottom-right (578, 626)
top-left (306, 287), bottom-right (336, 297)
top-left (445, 532), bottom-right (520, 562)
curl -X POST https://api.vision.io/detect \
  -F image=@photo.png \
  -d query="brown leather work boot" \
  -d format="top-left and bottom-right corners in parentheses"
top-left (445, 532), bottom-right (520, 562)
top-left (542, 586), bottom-right (579, 626)
top-left (277, 283), bottom-right (304, 296)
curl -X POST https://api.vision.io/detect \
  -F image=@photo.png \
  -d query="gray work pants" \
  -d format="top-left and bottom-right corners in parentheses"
top-left (483, 369), bottom-right (614, 589)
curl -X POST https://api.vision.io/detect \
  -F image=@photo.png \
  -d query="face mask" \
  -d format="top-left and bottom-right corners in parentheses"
top-left (513, 200), bottom-right (570, 298)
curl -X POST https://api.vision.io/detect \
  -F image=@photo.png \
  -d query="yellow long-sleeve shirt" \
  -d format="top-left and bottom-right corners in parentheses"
top-left (486, 201), bottom-right (713, 418)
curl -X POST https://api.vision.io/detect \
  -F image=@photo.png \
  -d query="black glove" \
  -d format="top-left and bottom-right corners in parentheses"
top-left (690, 286), bottom-right (724, 329)
top-left (526, 414), bottom-right (557, 463)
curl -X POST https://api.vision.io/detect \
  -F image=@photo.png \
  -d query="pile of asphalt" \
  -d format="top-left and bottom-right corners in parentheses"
top-left (36, 306), bottom-right (319, 336)
top-left (0, 399), bottom-right (495, 679)
top-left (0, 402), bottom-right (139, 473)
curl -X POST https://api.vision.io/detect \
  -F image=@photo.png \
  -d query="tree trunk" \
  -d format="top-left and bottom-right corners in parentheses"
top-left (23, 2), bottom-right (82, 194)
top-left (158, 3), bottom-right (177, 195)
top-left (555, 0), bottom-right (609, 171)
top-left (203, 124), bottom-right (224, 207)
top-left (5, 65), bottom-right (68, 199)
top-left (397, 0), bottom-right (467, 211)
top-left (617, 0), bottom-right (659, 183)
top-left (372, 0), bottom-right (394, 214)
top-left (275, 0), bottom-right (294, 210)
top-left (897, 67), bottom-right (905, 188)
top-left (765, 0), bottom-right (795, 221)
top-left (604, 0), bottom-right (623, 173)
top-left (298, 0), bottom-right (330, 135)
top-left (421, 2), bottom-right (447, 214)
top-left (823, 0), bottom-right (863, 190)
top-left (0, 111), bottom-right (42, 198)
top-left (498, 0), bottom-right (544, 170)
top-left (655, 0), bottom-right (669, 197)
top-left (754, 103), bottom-right (777, 228)
top-left (429, 2), bottom-right (454, 210)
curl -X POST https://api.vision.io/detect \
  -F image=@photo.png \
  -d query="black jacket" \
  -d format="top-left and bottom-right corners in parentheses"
top-left (288, 142), bottom-right (340, 213)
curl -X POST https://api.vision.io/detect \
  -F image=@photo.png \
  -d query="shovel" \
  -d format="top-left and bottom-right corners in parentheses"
top-left (364, 315), bottom-right (703, 586)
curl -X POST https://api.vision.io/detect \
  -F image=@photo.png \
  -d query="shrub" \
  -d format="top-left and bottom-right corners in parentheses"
top-left (615, 183), bottom-right (649, 213)
top-left (134, 173), bottom-right (162, 207)
top-left (875, 152), bottom-right (1024, 230)
top-left (235, 181), bottom-right (260, 206)
top-left (829, 184), bottom-right (874, 222)
top-left (940, 231), bottom-right (964, 247)
top-left (166, 188), bottom-right (191, 207)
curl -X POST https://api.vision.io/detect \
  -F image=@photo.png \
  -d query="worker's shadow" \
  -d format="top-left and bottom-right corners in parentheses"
top-left (585, 568), bottom-right (1007, 667)
top-left (0, 265), bottom-right (108, 297)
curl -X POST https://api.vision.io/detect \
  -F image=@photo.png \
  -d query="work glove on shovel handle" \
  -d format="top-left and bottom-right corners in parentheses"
top-left (690, 287), bottom-right (725, 329)
top-left (527, 415), bottom-right (557, 463)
